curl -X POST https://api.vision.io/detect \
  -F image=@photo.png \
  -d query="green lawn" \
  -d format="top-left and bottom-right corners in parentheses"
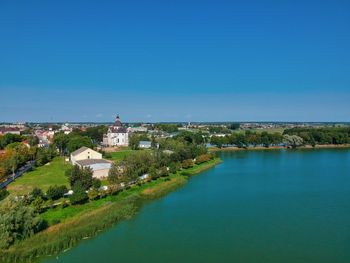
top-left (107, 149), bottom-right (151, 162)
top-left (232, 127), bottom-right (285, 134)
top-left (250, 127), bottom-right (285, 134)
top-left (7, 157), bottom-right (71, 196)
top-left (107, 149), bottom-right (134, 162)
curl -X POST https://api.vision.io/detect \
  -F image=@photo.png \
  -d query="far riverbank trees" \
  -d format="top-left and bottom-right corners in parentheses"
top-left (210, 127), bottom-right (350, 148)
top-left (283, 127), bottom-right (350, 145)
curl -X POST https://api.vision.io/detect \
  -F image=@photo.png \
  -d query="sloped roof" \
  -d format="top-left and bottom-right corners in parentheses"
top-left (71, 146), bottom-right (91, 156)
top-left (110, 126), bottom-right (127, 133)
top-left (75, 158), bottom-right (112, 166)
top-left (139, 141), bottom-right (152, 145)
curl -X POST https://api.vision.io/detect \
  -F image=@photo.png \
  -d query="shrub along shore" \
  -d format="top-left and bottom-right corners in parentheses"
top-left (0, 158), bottom-right (221, 263)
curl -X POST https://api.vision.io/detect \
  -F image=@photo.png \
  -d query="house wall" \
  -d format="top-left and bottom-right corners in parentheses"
top-left (107, 132), bottom-right (129, 146)
top-left (0, 131), bottom-right (21, 135)
top-left (71, 149), bottom-right (102, 165)
top-left (92, 168), bottom-right (110, 179)
top-left (79, 162), bottom-right (112, 179)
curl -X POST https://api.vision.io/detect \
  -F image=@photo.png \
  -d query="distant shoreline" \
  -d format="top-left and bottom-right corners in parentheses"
top-left (209, 144), bottom-right (350, 152)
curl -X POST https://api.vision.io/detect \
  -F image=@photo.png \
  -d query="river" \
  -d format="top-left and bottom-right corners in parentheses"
top-left (44, 148), bottom-right (350, 263)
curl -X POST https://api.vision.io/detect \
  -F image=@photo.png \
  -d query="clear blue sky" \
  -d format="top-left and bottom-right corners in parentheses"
top-left (1, 0), bottom-right (349, 122)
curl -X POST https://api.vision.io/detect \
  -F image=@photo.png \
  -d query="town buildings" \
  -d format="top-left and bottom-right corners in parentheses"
top-left (0, 127), bottom-right (21, 135)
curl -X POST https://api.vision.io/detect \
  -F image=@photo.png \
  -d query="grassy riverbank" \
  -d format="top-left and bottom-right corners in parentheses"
top-left (0, 158), bottom-right (221, 263)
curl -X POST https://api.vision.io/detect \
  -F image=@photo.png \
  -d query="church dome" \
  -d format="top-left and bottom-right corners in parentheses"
top-left (115, 115), bottom-right (122, 127)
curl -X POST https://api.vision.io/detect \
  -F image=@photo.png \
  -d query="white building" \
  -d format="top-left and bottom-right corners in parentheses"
top-left (139, 141), bottom-right (152, 149)
top-left (70, 146), bottom-right (112, 179)
top-left (127, 126), bottom-right (148, 133)
top-left (60, 123), bottom-right (72, 134)
top-left (103, 115), bottom-right (129, 147)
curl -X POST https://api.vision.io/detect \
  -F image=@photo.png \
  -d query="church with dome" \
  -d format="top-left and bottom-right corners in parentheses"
top-left (102, 115), bottom-right (129, 147)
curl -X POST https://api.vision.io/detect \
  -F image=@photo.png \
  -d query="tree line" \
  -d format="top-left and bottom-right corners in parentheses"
top-left (283, 127), bottom-right (350, 145)
top-left (154, 124), bottom-right (180, 133)
top-left (210, 127), bottom-right (350, 148)
top-left (210, 131), bottom-right (284, 148)
top-left (0, 133), bottom-right (38, 149)
top-left (0, 143), bottom-right (57, 182)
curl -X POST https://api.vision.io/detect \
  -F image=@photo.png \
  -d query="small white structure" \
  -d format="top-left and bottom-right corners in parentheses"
top-left (64, 190), bottom-right (74, 196)
top-left (70, 146), bottom-right (102, 165)
top-left (209, 133), bottom-right (227, 138)
top-left (127, 126), bottom-right (148, 133)
top-left (140, 174), bottom-right (149, 180)
top-left (163, 149), bottom-right (174, 155)
top-left (60, 123), bottom-right (72, 134)
top-left (139, 141), bottom-right (152, 149)
top-left (103, 115), bottom-right (129, 147)
top-left (100, 185), bottom-right (108, 191)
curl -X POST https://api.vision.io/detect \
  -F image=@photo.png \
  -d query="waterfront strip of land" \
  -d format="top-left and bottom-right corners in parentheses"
top-left (0, 158), bottom-right (221, 263)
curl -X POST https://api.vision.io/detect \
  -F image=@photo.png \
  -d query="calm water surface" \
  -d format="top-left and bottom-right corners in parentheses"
top-left (45, 149), bottom-right (350, 263)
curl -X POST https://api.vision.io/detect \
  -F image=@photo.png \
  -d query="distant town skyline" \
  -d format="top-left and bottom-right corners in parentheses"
top-left (1, 1), bottom-right (350, 122)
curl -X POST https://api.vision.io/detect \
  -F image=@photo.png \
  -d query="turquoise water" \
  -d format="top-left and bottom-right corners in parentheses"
top-left (45, 149), bottom-right (350, 263)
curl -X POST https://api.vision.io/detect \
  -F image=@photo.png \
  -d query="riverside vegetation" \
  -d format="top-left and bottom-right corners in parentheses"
top-left (0, 131), bottom-right (220, 262)
top-left (210, 126), bottom-right (350, 148)
top-left (0, 159), bottom-right (220, 262)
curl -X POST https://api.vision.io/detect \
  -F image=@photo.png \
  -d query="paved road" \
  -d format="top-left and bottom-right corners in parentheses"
top-left (0, 160), bottom-right (35, 189)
